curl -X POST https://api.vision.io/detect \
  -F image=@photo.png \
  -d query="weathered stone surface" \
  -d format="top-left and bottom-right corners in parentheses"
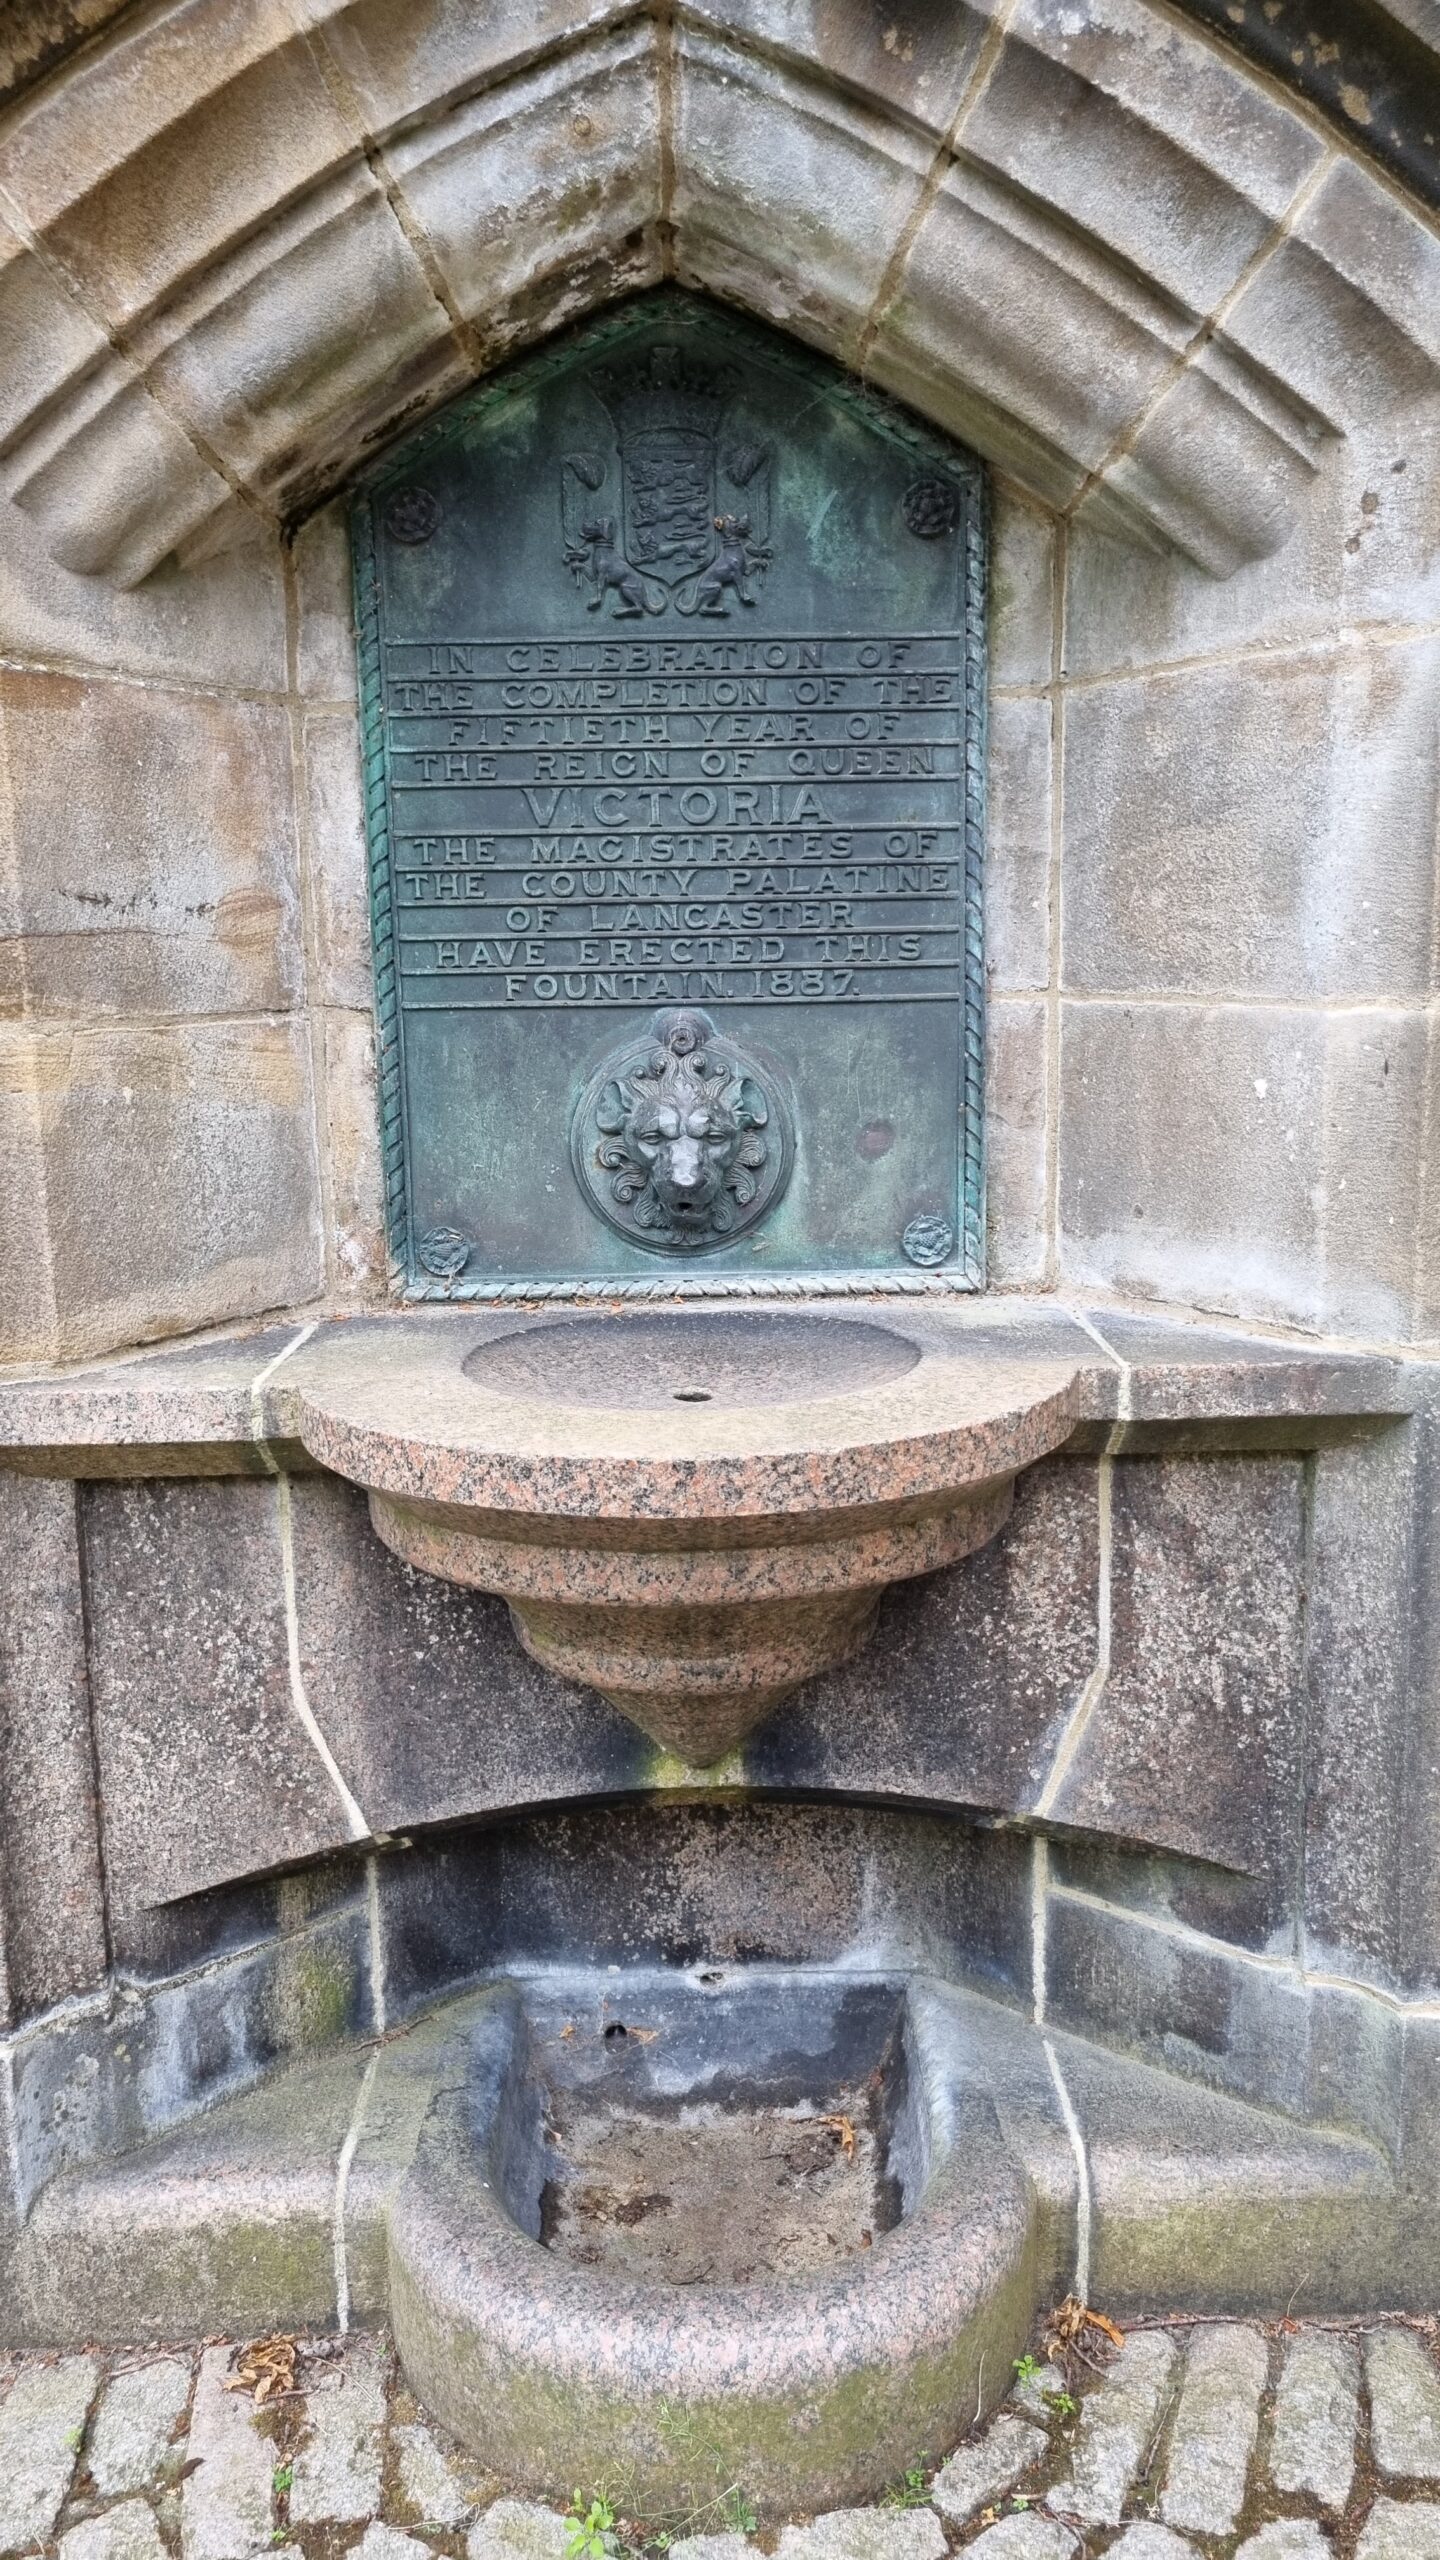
top-left (1366, 2330), bottom-right (1440, 2479)
top-left (964, 2517), bottom-right (1072, 2557)
top-left (1269, 2331), bottom-right (1359, 2510)
top-left (87, 2357), bottom-right (193, 2496)
top-left (1049, 1455), bottom-right (1306, 1919)
top-left (766, 1456), bottom-right (1100, 1828)
top-left (1108, 2530), bottom-right (1197, 2558)
top-left (385, 27), bottom-right (661, 344)
top-left (60, 2504), bottom-right (169, 2560)
top-left (392, 2419), bottom-right (476, 2528)
top-left (990, 487), bottom-right (1054, 688)
top-left (321, 1010), bottom-right (385, 1298)
top-left (1358, 2501), bottom-right (1440, 2557)
top-left (1235, 2524), bottom-right (1332, 2558)
top-left (0, 668), bottom-right (302, 1019)
top-left (0, 2355), bottom-right (97, 2550)
top-left (293, 500), bottom-right (357, 701)
top-left (666, 2538), bottom-right (752, 2560)
top-left (289, 2335), bottom-right (387, 2522)
top-left (0, 1473), bottom-right (106, 2026)
top-left (930, 2415), bottom-right (1048, 2524)
top-left (465, 2501), bottom-right (569, 2560)
top-left (1047, 2329), bottom-right (1177, 2528)
top-left (985, 1000), bottom-right (1049, 1288)
top-left (0, 1016), bottom-right (323, 1364)
top-left (1, 3), bottom-right (354, 333)
top-left (144, 162), bottom-right (463, 529)
top-left (988, 694), bottom-right (1051, 995)
top-left (1057, 1000), bottom-right (1431, 1339)
top-left (180, 2347), bottom-right (275, 2560)
top-left (302, 712), bottom-right (369, 1014)
top-left (673, 29), bottom-right (926, 364)
top-left (84, 1477), bottom-right (355, 1916)
top-left (968, 0), bottom-right (1321, 317)
top-left (289, 1471), bottom-right (637, 1841)
top-left (1160, 2323), bottom-right (1268, 2535)
top-left (357, 2529), bottom-right (431, 2560)
top-left (1060, 640), bottom-right (1440, 1001)
top-left (775, 2513), bottom-right (945, 2560)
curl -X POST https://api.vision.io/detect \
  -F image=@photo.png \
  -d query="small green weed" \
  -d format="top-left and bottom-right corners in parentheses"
top-left (881, 2464), bottom-right (932, 2510)
top-left (272, 2465), bottom-right (294, 2495)
top-left (718, 2491), bottom-right (758, 2535)
top-left (1012, 2354), bottom-right (1043, 2385)
top-left (1043, 2389), bottom-right (1078, 2419)
top-left (567, 2494), bottom-right (619, 2560)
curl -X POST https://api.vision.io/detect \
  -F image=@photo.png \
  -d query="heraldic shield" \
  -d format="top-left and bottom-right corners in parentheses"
top-left (561, 343), bottom-right (772, 618)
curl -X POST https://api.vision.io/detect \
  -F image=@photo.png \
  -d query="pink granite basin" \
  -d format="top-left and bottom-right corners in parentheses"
top-left (387, 1965), bottom-right (1040, 2516)
top-left (293, 1309), bottom-right (1082, 1765)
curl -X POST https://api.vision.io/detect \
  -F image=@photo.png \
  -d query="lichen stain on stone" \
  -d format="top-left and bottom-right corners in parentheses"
top-left (1340, 82), bottom-right (1374, 127)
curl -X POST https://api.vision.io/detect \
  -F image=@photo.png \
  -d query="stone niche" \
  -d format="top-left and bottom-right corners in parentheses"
top-left (0, 0), bottom-right (1437, 2515)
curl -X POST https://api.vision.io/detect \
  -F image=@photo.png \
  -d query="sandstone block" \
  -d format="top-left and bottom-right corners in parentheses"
top-left (386, 28), bottom-right (662, 340)
top-left (990, 490), bottom-right (1055, 690)
top-left (0, 669), bottom-right (302, 1019)
top-left (1, 1016), bottom-right (323, 1362)
top-left (985, 1000), bottom-right (1049, 1287)
top-left (1, 0), bottom-right (354, 332)
top-left (1060, 639), bottom-right (1440, 1001)
top-left (322, 1010), bottom-right (386, 1298)
top-left (141, 163), bottom-right (464, 526)
top-left (965, 0), bottom-right (1320, 318)
top-left (304, 712), bottom-right (370, 1013)
top-left (674, 29), bottom-right (926, 365)
top-left (988, 694), bottom-right (1051, 994)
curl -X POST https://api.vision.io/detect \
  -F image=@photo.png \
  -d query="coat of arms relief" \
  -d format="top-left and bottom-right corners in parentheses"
top-left (561, 346), bottom-right (772, 618)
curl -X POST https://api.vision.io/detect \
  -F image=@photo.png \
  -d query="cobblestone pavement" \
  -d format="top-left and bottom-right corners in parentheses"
top-left (3, 2318), bottom-right (1440, 2560)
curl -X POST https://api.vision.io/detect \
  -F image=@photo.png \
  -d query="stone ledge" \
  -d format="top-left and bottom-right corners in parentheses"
top-left (0, 1301), bottom-right (1413, 1477)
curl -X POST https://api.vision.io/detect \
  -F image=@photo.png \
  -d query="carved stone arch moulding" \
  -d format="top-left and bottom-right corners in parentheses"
top-left (351, 292), bottom-right (988, 1301)
top-left (0, 0), bottom-right (1434, 591)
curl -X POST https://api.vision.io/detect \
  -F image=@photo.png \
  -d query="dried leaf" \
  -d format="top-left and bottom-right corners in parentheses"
top-left (224, 2336), bottom-right (298, 2402)
top-left (820, 2113), bottom-right (857, 2161)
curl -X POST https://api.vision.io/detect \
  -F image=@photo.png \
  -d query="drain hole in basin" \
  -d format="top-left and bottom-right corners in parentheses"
top-left (672, 1389), bottom-right (712, 1403)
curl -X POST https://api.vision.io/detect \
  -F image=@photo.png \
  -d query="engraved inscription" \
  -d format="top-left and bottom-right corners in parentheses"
top-left (572, 1006), bottom-right (793, 1252)
top-left (388, 633), bottom-right (963, 1012)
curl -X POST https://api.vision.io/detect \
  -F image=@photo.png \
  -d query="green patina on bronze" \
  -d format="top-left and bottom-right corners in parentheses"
top-left (352, 290), bottom-right (987, 1300)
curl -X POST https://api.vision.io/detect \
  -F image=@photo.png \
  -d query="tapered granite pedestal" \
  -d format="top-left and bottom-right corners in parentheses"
top-left (292, 1307), bottom-right (1083, 1763)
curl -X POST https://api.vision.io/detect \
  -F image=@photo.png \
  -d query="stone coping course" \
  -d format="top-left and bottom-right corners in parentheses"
top-left (4, 2312), bottom-right (1440, 2560)
top-left (0, 1301), bottom-right (1413, 1478)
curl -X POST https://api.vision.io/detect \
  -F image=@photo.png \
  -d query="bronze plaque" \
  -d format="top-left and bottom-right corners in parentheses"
top-left (353, 293), bottom-right (986, 1296)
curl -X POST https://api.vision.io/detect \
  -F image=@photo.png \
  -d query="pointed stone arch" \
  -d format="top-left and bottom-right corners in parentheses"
top-left (0, 0), bottom-right (1435, 587)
